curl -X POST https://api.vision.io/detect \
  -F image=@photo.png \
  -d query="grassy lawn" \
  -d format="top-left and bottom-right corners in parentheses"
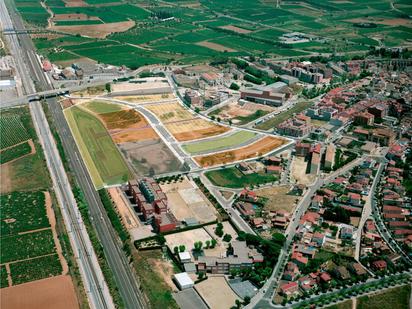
top-left (64, 106), bottom-right (131, 188)
top-left (132, 249), bottom-right (179, 309)
top-left (357, 285), bottom-right (411, 309)
top-left (205, 166), bottom-right (277, 188)
top-left (182, 131), bottom-right (257, 155)
top-left (256, 101), bottom-right (313, 130)
top-left (235, 110), bottom-right (269, 125)
top-left (83, 100), bottom-right (123, 114)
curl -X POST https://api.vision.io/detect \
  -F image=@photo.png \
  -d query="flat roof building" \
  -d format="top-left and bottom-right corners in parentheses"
top-left (173, 272), bottom-right (194, 290)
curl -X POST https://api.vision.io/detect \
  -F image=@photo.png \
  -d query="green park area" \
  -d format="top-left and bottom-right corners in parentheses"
top-left (205, 166), bottom-right (277, 188)
top-left (64, 106), bottom-right (131, 188)
top-left (256, 101), bottom-right (313, 130)
top-left (182, 131), bottom-right (257, 155)
top-left (83, 100), bottom-right (123, 114)
top-left (357, 284), bottom-right (411, 309)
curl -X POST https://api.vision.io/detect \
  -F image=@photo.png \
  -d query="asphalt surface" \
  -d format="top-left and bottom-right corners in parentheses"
top-left (3, 3), bottom-right (147, 309)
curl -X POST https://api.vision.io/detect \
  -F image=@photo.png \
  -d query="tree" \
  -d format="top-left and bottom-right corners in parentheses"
top-left (173, 246), bottom-right (179, 255)
top-left (211, 115), bottom-right (216, 121)
top-left (230, 82), bottom-right (240, 90)
top-left (195, 107), bottom-right (200, 113)
top-left (243, 296), bottom-right (250, 305)
top-left (217, 117), bottom-right (221, 122)
top-left (272, 232), bottom-right (286, 245)
top-left (211, 239), bottom-right (217, 248)
top-left (205, 240), bottom-right (210, 248)
top-left (228, 119), bottom-right (232, 126)
top-left (194, 241), bottom-right (203, 252)
top-left (198, 272), bottom-right (205, 280)
top-left (215, 223), bottom-right (224, 237)
top-left (223, 234), bottom-right (232, 242)
top-left (105, 83), bottom-right (111, 93)
top-left (179, 245), bottom-right (185, 252)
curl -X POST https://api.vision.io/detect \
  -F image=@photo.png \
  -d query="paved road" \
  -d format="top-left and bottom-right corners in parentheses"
top-left (0, 2), bottom-right (114, 308)
top-left (3, 3), bottom-right (147, 309)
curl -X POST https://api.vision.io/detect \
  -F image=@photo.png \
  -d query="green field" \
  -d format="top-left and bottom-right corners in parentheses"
top-left (21, 0), bottom-right (408, 68)
top-left (0, 191), bottom-right (49, 236)
top-left (84, 100), bottom-right (123, 114)
top-left (0, 266), bottom-right (8, 288)
top-left (0, 141), bottom-right (32, 165)
top-left (64, 106), bottom-right (131, 188)
top-left (1, 229), bottom-right (56, 264)
top-left (0, 107), bottom-right (50, 193)
top-left (10, 254), bottom-right (62, 285)
top-left (182, 131), bottom-right (257, 155)
top-left (357, 285), bottom-right (411, 309)
top-left (205, 166), bottom-right (277, 188)
top-left (0, 115), bottom-right (30, 149)
top-left (256, 101), bottom-right (313, 130)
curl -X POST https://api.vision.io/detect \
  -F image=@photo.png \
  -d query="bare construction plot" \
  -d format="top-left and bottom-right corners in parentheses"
top-left (195, 277), bottom-right (240, 309)
top-left (165, 227), bottom-right (212, 252)
top-left (291, 156), bottom-right (316, 185)
top-left (160, 177), bottom-right (217, 223)
top-left (255, 185), bottom-right (300, 213)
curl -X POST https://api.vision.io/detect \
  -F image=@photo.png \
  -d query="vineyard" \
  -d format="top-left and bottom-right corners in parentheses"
top-left (0, 115), bottom-right (30, 150)
top-left (0, 142), bottom-right (32, 165)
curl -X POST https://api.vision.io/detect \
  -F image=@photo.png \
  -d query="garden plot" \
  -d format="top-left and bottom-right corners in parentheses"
top-left (50, 21), bottom-right (135, 39)
top-left (165, 118), bottom-right (230, 142)
top-left (159, 177), bottom-right (217, 223)
top-left (113, 93), bottom-right (175, 104)
top-left (194, 136), bottom-right (287, 167)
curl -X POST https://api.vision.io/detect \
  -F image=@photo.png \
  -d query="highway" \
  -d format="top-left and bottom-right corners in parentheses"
top-left (3, 2), bottom-right (147, 309)
top-left (0, 2), bottom-right (114, 309)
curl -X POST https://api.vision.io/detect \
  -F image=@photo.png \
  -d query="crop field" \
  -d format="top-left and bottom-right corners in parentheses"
top-left (0, 115), bottom-right (30, 150)
top-left (83, 102), bottom-right (159, 143)
top-left (0, 190), bottom-right (65, 286)
top-left (0, 108), bottom-right (49, 194)
top-left (64, 106), bottom-right (131, 188)
top-left (23, 0), bottom-right (410, 67)
top-left (182, 131), bottom-right (257, 155)
top-left (165, 118), bottom-right (230, 142)
top-left (0, 191), bottom-right (49, 236)
top-left (0, 266), bottom-right (8, 288)
top-left (145, 102), bottom-right (195, 123)
top-left (193, 136), bottom-right (287, 167)
top-left (0, 142), bottom-right (32, 165)
top-left (205, 167), bottom-right (277, 188)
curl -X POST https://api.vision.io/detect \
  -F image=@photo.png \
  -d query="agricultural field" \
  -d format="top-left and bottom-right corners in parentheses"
top-left (357, 284), bottom-right (411, 309)
top-left (205, 167), bottom-right (277, 189)
top-left (165, 118), bottom-right (230, 142)
top-left (182, 131), bottom-right (257, 155)
top-left (21, 0), bottom-right (411, 68)
top-left (0, 108), bottom-right (49, 193)
top-left (64, 106), bottom-right (131, 188)
top-left (0, 191), bottom-right (64, 287)
top-left (194, 136), bottom-right (287, 167)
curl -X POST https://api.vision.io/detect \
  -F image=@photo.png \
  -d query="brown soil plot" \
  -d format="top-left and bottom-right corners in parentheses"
top-left (197, 41), bottom-right (237, 52)
top-left (50, 21), bottom-right (135, 39)
top-left (194, 136), bottom-right (286, 167)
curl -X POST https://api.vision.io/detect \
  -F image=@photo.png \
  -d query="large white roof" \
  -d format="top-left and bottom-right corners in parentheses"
top-left (174, 272), bottom-right (194, 286)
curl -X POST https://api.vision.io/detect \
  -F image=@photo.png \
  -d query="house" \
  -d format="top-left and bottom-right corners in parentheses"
top-left (266, 156), bottom-right (282, 165)
top-left (236, 202), bottom-right (256, 217)
top-left (280, 282), bottom-right (299, 296)
top-left (335, 266), bottom-right (350, 280)
top-left (311, 195), bottom-right (324, 210)
top-left (266, 165), bottom-right (282, 175)
top-left (291, 251), bottom-right (308, 267)
top-left (295, 142), bottom-right (311, 157)
top-left (340, 226), bottom-right (354, 240)
top-left (372, 260), bottom-right (387, 272)
top-left (312, 232), bottom-right (325, 247)
top-left (348, 193), bottom-right (362, 206)
top-left (349, 262), bottom-right (367, 276)
top-left (283, 262), bottom-right (300, 281)
top-left (239, 189), bottom-right (258, 202)
top-left (173, 272), bottom-right (194, 290)
top-left (319, 272), bottom-right (332, 283)
top-left (354, 111), bottom-right (374, 126)
top-left (178, 252), bottom-right (192, 263)
top-left (251, 218), bottom-right (265, 229)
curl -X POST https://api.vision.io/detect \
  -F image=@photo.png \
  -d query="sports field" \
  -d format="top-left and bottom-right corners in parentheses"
top-left (193, 136), bottom-right (287, 167)
top-left (64, 106), bottom-right (131, 188)
top-left (182, 131), bottom-right (257, 155)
